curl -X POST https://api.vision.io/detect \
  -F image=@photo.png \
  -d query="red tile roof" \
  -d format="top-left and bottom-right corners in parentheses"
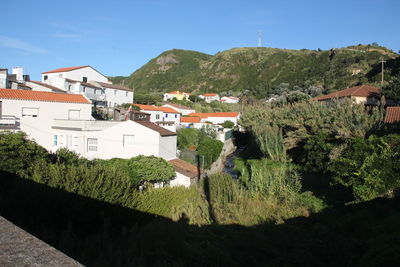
top-left (132, 104), bottom-right (180, 113)
top-left (312, 85), bottom-right (380, 101)
top-left (0, 88), bottom-right (90, 104)
top-left (169, 158), bottom-right (201, 178)
top-left (42, 66), bottom-right (89, 74)
top-left (202, 93), bottom-right (218, 97)
top-left (384, 107), bottom-right (400, 123)
top-left (181, 116), bottom-right (201, 123)
top-left (187, 112), bottom-right (239, 118)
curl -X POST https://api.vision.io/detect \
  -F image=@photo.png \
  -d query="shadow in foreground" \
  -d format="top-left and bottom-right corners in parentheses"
top-left (1, 171), bottom-right (399, 266)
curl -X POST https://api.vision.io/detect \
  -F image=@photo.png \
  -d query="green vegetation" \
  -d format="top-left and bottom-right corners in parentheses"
top-left (221, 120), bottom-right (235, 128)
top-left (110, 45), bottom-right (399, 98)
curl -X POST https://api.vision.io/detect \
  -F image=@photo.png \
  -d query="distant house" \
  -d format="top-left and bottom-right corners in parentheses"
top-left (163, 91), bottom-right (190, 101)
top-left (41, 65), bottom-right (133, 107)
top-left (199, 93), bottom-right (220, 103)
top-left (311, 85), bottom-right (380, 105)
top-left (169, 158), bottom-right (202, 187)
top-left (384, 107), bottom-right (400, 124)
top-left (132, 104), bottom-right (181, 126)
top-left (187, 112), bottom-right (240, 125)
top-left (180, 116), bottom-right (203, 128)
top-left (220, 96), bottom-right (239, 104)
top-left (162, 103), bottom-right (195, 115)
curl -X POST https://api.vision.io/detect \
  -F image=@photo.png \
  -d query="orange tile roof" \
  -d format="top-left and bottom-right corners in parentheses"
top-left (0, 88), bottom-right (90, 104)
top-left (169, 158), bottom-right (201, 178)
top-left (384, 107), bottom-right (400, 123)
top-left (312, 85), bottom-right (380, 101)
top-left (42, 65), bottom-right (89, 74)
top-left (187, 112), bottom-right (239, 118)
top-left (132, 104), bottom-right (179, 113)
top-left (181, 116), bottom-right (201, 123)
top-left (202, 93), bottom-right (218, 97)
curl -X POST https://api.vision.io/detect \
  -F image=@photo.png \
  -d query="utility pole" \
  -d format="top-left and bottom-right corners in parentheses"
top-left (381, 57), bottom-right (386, 86)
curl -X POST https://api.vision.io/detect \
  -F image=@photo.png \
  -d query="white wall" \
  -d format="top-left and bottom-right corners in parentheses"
top-left (140, 110), bottom-right (164, 122)
top-left (169, 172), bottom-right (191, 187)
top-left (0, 98), bottom-right (92, 151)
top-left (104, 88), bottom-right (133, 107)
top-left (42, 66), bottom-right (108, 83)
top-left (163, 112), bottom-right (180, 123)
top-left (158, 135), bottom-right (177, 160)
top-left (201, 116), bottom-right (239, 125)
top-left (163, 104), bottom-right (195, 116)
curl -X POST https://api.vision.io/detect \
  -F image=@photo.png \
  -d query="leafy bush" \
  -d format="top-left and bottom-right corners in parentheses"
top-left (330, 135), bottom-right (400, 201)
top-left (221, 120), bottom-right (235, 128)
top-left (0, 132), bottom-right (49, 175)
top-left (300, 131), bottom-right (334, 172)
top-left (197, 138), bottom-right (223, 169)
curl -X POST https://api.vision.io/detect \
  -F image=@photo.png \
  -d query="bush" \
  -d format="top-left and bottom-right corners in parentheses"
top-left (330, 135), bottom-right (400, 201)
top-left (197, 138), bottom-right (223, 169)
top-left (221, 120), bottom-right (235, 128)
top-left (301, 131), bottom-right (334, 172)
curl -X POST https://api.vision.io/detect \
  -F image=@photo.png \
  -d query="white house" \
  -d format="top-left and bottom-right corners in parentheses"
top-left (91, 81), bottom-right (133, 108)
top-left (132, 104), bottom-right (181, 125)
top-left (168, 158), bottom-right (201, 187)
top-left (163, 91), bottom-right (190, 101)
top-left (199, 93), bottom-right (220, 103)
top-left (220, 96), bottom-right (239, 104)
top-left (187, 112), bottom-right (240, 125)
top-left (42, 65), bottom-right (108, 84)
top-left (162, 103), bottom-right (195, 116)
top-left (42, 66), bottom-right (133, 107)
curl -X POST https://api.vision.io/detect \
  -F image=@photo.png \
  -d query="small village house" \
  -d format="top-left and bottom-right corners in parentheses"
top-left (311, 85), bottom-right (380, 105)
top-left (163, 90), bottom-right (190, 101)
top-left (220, 96), bottom-right (239, 104)
top-left (199, 93), bottom-right (220, 103)
top-left (162, 103), bottom-right (195, 115)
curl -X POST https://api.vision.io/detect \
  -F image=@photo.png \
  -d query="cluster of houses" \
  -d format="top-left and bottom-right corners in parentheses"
top-left (0, 65), bottom-right (242, 188)
top-left (163, 90), bottom-right (240, 104)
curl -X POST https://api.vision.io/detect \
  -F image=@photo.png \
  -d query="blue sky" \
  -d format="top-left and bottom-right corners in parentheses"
top-left (1, 0), bottom-right (399, 81)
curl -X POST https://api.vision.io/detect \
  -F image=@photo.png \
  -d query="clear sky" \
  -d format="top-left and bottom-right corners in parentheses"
top-left (1, 0), bottom-right (399, 81)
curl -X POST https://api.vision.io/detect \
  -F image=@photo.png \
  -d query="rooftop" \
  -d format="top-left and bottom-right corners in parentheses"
top-left (384, 107), bottom-right (400, 123)
top-left (132, 104), bottom-right (180, 113)
top-left (312, 85), bottom-right (380, 101)
top-left (30, 81), bottom-right (66, 93)
top-left (135, 121), bottom-right (177, 136)
top-left (0, 88), bottom-right (90, 104)
top-left (42, 66), bottom-right (89, 74)
top-left (181, 116), bottom-right (201, 123)
top-left (169, 158), bottom-right (201, 178)
top-left (95, 81), bottom-right (132, 92)
top-left (202, 93), bottom-right (218, 97)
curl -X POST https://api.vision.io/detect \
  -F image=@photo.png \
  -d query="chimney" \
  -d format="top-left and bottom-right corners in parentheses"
top-left (12, 67), bottom-right (24, 82)
top-left (0, 69), bottom-right (8, 88)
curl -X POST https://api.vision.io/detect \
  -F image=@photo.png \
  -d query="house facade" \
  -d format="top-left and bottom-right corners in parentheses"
top-left (199, 93), bottom-right (220, 103)
top-left (187, 112), bottom-right (240, 125)
top-left (41, 66), bottom-right (133, 107)
top-left (311, 85), bottom-right (380, 105)
top-left (163, 91), bottom-right (190, 101)
top-left (220, 96), bottom-right (239, 104)
top-left (132, 104), bottom-right (181, 125)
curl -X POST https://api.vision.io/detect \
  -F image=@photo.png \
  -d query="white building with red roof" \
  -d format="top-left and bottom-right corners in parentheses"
top-left (311, 85), bottom-right (380, 105)
top-left (187, 112), bottom-right (240, 125)
top-left (220, 96), bottom-right (239, 104)
top-left (199, 93), bottom-right (220, 103)
top-left (162, 103), bottom-right (195, 115)
top-left (41, 65), bottom-right (133, 107)
top-left (132, 104), bottom-right (181, 125)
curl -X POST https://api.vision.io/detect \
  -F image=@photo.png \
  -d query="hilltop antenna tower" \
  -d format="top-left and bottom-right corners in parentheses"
top-left (257, 30), bottom-right (263, 47)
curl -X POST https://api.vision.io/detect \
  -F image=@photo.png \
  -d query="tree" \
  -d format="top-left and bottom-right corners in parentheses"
top-left (382, 75), bottom-right (400, 104)
top-left (129, 156), bottom-right (176, 184)
top-left (197, 138), bottom-right (223, 169)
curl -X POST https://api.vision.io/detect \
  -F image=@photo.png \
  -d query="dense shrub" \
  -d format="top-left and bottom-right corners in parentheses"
top-left (300, 131), bottom-right (334, 172)
top-left (330, 135), bottom-right (400, 201)
top-left (221, 120), bottom-right (235, 128)
top-left (197, 138), bottom-right (223, 169)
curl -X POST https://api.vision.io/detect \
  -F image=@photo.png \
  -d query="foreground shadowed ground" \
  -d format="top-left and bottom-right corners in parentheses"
top-left (1, 171), bottom-right (399, 266)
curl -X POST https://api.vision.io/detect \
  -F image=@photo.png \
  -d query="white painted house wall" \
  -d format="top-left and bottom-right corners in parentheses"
top-left (162, 104), bottom-right (195, 116)
top-left (104, 88), bottom-right (133, 107)
top-left (169, 172), bottom-right (191, 187)
top-left (163, 112), bottom-right (180, 124)
top-left (158, 135), bottom-right (177, 160)
top-left (0, 98), bottom-right (92, 151)
top-left (200, 116), bottom-right (239, 125)
top-left (42, 66), bottom-right (108, 83)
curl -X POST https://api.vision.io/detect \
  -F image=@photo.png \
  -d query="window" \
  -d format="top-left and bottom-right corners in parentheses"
top-left (22, 107), bottom-right (39, 117)
top-left (68, 85), bottom-right (72, 91)
top-left (87, 138), bottom-right (98, 152)
top-left (68, 109), bottom-right (80, 120)
top-left (126, 91), bottom-right (128, 97)
top-left (66, 135), bottom-right (73, 147)
top-left (82, 77), bottom-right (87, 83)
top-left (165, 113), bottom-right (168, 118)
top-left (156, 114), bottom-right (160, 120)
top-left (59, 74), bottom-right (63, 78)
top-left (53, 135), bottom-right (58, 146)
top-left (83, 87), bottom-right (86, 92)
top-left (123, 135), bottom-right (135, 147)
top-left (44, 75), bottom-right (48, 80)
top-left (114, 89), bottom-right (117, 96)
top-left (175, 114), bottom-right (177, 118)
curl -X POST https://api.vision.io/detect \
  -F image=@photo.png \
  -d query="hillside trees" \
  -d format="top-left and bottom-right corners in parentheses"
top-left (382, 74), bottom-right (400, 103)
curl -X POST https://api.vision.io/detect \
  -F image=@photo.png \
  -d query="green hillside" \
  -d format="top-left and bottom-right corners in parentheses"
top-left (110, 45), bottom-right (399, 97)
